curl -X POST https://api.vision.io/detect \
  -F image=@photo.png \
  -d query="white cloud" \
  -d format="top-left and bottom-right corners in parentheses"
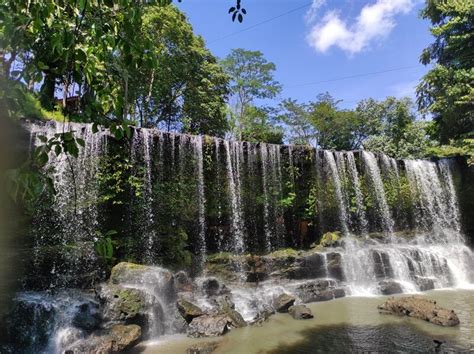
top-left (305, 0), bottom-right (326, 24)
top-left (306, 0), bottom-right (415, 54)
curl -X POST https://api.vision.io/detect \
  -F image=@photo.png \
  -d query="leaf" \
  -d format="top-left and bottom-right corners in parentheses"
top-left (238, 14), bottom-right (243, 23)
top-left (76, 138), bottom-right (85, 147)
top-left (38, 135), bottom-right (48, 143)
top-left (232, 12), bottom-right (237, 22)
top-left (228, 7), bottom-right (236, 13)
top-left (241, 8), bottom-right (247, 15)
top-left (92, 123), bottom-right (99, 133)
top-left (37, 152), bottom-right (49, 167)
top-left (54, 144), bottom-right (62, 156)
top-left (105, 229), bottom-right (118, 237)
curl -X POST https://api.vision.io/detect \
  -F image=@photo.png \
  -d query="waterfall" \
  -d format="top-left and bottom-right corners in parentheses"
top-left (131, 128), bottom-right (156, 264)
top-left (405, 159), bottom-right (461, 240)
top-left (193, 136), bottom-right (207, 267)
top-left (30, 121), bottom-right (106, 287)
top-left (24, 121), bottom-right (473, 295)
top-left (323, 151), bottom-right (349, 235)
top-left (346, 152), bottom-right (368, 234)
top-left (224, 140), bottom-right (245, 254)
top-left (362, 151), bottom-right (394, 235)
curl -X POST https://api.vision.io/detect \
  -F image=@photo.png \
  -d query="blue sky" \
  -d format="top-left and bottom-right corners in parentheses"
top-left (176, 0), bottom-right (433, 109)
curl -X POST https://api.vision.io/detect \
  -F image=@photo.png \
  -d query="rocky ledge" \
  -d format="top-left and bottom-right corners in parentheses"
top-left (378, 297), bottom-right (460, 326)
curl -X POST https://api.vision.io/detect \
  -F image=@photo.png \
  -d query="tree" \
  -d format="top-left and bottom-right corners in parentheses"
top-left (237, 105), bottom-right (283, 144)
top-left (221, 49), bottom-right (281, 140)
top-left (278, 99), bottom-right (315, 145)
top-left (360, 97), bottom-right (433, 158)
top-left (278, 93), bottom-right (376, 150)
top-left (130, 5), bottom-right (229, 136)
top-left (417, 0), bottom-right (474, 143)
top-left (0, 1), bottom-right (157, 120)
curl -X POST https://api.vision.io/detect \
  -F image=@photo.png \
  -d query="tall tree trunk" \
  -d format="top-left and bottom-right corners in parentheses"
top-left (39, 72), bottom-right (56, 110)
top-left (145, 70), bottom-right (155, 127)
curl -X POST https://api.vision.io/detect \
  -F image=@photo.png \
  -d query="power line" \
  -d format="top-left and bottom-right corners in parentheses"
top-left (288, 65), bottom-right (424, 88)
top-left (208, 2), bottom-right (313, 44)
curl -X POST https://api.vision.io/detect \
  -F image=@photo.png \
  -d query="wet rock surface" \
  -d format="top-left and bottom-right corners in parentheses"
top-left (273, 293), bottom-right (296, 313)
top-left (414, 276), bottom-right (435, 291)
top-left (378, 297), bottom-right (460, 326)
top-left (377, 280), bottom-right (403, 295)
top-left (72, 301), bottom-right (102, 331)
top-left (110, 262), bottom-right (176, 303)
top-left (288, 305), bottom-right (314, 320)
top-left (294, 279), bottom-right (345, 303)
top-left (65, 324), bottom-right (142, 353)
top-left (177, 299), bottom-right (205, 323)
top-left (187, 314), bottom-right (232, 338)
top-left (96, 284), bottom-right (148, 324)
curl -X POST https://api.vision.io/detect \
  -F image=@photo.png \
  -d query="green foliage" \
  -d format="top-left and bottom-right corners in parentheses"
top-left (426, 139), bottom-right (474, 166)
top-left (157, 226), bottom-right (192, 268)
top-left (417, 0), bottom-right (474, 142)
top-left (238, 105), bottom-right (283, 143)
top-left (94, 230), bottom-right (118, 263)
top-left (221, 49), bottom-right (281, 140)
top-left (132, 5), bottom-right (229, 135)
top-left (278, 93), bottom-right (382, 150)
top-left (97, 153), bottom-right (143, 205)
top-left (359, 98), bottom-right (435, 159)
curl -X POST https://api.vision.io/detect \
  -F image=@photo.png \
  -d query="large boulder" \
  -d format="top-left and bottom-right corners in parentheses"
top-left (187, 315), bottom-right (232, 338)
top-left (177, 299), bottom-right (205, 323)
top-left (65, 324), bottom-right (141, 353)
top-left (96, 284), bottom-right (148, 324)
top-left (288, 305), bottom-right (314, 320)
top-left (294, 279), bottom-right (345, 303)
top-left (273, 293), bottom-right (296, 313)
top-left (110, 262), bottom-right (176, 303)
top-left (377, 280), bottom-right (403, 295)
top-left (378, 297), bottom-right (460, 326)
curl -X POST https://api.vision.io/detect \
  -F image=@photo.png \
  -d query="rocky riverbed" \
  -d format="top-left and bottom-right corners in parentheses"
top-left (2, 256), bottom-right (470, 354)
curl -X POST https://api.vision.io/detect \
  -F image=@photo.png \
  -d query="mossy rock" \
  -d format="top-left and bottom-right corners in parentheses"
top-left (267, 248), bottom-right (299, 259)
top-left (110, 262), bottom-right (148, 284)
top-left (97, 284), bottom-right (148, 323)
top-left (315, 232), bottom-right (341, 248)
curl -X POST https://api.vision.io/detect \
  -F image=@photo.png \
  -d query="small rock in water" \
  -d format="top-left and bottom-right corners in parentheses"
top-left (377, 280), bottom-right (403, 295)
top-left (177, 299), bottom-right (205, 323)
top-left (288, 305), bottom-right (314, 320)
top-left (187, 314), bottom-right (231, 338)
top-left (378, 297), bottom-right (460, 326)
top-left (273, 293), bottom-right (296, 313)
top-left (186, 341), bottom-right (219, 354)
